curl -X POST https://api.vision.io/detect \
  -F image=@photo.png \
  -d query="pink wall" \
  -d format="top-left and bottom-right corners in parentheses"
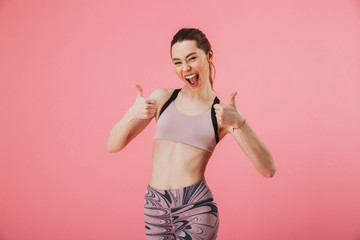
top-left (1, 0), bottom-right (359, 239)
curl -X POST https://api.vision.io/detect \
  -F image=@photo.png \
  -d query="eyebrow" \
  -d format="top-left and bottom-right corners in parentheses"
top-left (172, 52), bottom-right (197, 61)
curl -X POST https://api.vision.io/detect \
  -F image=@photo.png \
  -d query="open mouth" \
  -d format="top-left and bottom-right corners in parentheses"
top-left (185, 74), bottom-right (199, 87)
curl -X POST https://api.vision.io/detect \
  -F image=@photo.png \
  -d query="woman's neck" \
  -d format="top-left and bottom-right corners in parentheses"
top-left (181, 83), bottom-right (215, 101)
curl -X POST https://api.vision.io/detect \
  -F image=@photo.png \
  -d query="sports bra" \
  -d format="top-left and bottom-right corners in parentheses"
top-left (153, 88), bottom-right (220, 152)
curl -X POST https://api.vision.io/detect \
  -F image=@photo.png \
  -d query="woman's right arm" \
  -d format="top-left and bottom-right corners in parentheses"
top-left (106, 85), bottom-right (167, 153)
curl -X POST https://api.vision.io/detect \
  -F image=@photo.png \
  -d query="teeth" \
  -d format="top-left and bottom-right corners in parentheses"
top-left (185, 74), bottom-right (198, 79)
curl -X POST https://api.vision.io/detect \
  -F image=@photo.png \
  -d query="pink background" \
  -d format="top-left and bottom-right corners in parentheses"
top-left (1, 0), bottom-right (359, 239)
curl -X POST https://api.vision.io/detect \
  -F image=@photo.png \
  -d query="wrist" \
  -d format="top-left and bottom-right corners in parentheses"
top-left (126, 107), bottom-right (138, 121)
top-left (233, 111), bottom-right (245, 127)
top-left (232, 113), bottom-right (246, 132)
top-left (233, 119), bottom-right (246, 131)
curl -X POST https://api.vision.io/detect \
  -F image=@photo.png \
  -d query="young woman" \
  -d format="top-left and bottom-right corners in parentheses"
top-left (107, 28), bottom-right (276, 240)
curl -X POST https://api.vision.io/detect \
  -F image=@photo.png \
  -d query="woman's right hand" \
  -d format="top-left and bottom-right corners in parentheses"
top-left (128, 84), bottom-right (157, 119)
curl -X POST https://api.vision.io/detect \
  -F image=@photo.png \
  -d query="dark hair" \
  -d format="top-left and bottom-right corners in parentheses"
top-left (170, 28), bottom-right (216, 91)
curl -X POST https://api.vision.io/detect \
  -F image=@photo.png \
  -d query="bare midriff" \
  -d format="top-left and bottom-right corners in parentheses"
top-left (149, 138), bottom-right (213, 190)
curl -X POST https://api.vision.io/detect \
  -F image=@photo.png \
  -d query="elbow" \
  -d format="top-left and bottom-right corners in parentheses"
top-left (262, 155), bottom-right (276, 178)
top-left (107, 148), bottom-right (117, 153)
top-left (107, 143), bottom-right (122, 153)
top-left (107, 136), bottom-right (127, 153)
top-left (262, 165), bottom-right (276, 178)
top-left (263, 168), bottom-right (276, 178)
top-left (260, 156), bottom-right (276, 178)
top-left (107, 146), bottom-right (117, 153)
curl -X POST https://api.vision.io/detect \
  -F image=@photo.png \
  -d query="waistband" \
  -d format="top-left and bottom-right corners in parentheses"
top-left (144, 180), bottom-right (215, 209)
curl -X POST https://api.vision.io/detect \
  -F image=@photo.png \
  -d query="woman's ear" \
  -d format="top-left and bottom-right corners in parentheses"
top-left (208, 50), bottom-right (213, 62)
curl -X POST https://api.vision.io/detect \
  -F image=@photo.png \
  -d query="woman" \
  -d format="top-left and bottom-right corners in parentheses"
top-left (107, 28), bottom-right (276, 240)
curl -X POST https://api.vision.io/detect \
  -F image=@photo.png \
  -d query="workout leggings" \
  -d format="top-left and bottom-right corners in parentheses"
top-left (144, 180), bottom-right (220, 240)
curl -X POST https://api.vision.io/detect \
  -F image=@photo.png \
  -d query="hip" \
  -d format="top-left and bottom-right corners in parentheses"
top-left (144, 180), bottom-right (217, 209)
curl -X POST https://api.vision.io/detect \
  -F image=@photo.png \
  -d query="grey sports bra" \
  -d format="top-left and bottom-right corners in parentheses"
top-left (153, 88), bottom-right (220, 152)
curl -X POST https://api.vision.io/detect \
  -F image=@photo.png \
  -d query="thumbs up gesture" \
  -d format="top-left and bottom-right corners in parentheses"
top-left (128, 83), bottom-right (157, 119)
top-left (213, 91), bottom-right (245, 131)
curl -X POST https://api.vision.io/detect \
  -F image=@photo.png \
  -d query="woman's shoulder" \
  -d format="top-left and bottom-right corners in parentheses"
top-left (154, 87), bottom-right (176, 94)
top-left (149, 87), bottom-right (176, 101)
top-left (148, 87), bottom-right (177, 110)
top-left (149, 88), bottom-right (177, 122)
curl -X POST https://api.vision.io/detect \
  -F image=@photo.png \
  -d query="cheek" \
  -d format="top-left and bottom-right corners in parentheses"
top-left (194, 62), bottom-right (204, 71)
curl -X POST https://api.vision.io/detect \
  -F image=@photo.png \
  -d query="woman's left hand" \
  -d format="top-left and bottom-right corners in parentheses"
top-left (213, 91), bottom-right (245, 132)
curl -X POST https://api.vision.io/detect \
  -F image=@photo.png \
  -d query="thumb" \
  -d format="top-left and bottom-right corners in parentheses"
top-left (134, 83), bottom-right (143, 98)
top-left (229, 91), bottom-right (237, 107)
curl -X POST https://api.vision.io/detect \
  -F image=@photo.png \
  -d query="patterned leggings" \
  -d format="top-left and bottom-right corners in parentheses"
top-left (144, 180), bottom-right (220, 240)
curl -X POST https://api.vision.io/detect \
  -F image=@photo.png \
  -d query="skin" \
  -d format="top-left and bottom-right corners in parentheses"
top-left (107, 40), bottom-right (276, 190)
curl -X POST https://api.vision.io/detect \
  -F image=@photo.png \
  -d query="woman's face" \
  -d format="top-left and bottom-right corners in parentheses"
top-left (171, 40), bottom-right (212, 89)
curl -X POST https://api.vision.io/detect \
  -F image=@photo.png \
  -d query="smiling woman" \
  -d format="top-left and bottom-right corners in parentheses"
top-left (107, 27), bottom-right (276, 240)
top-left (170, 29), bottom-right (216, 92)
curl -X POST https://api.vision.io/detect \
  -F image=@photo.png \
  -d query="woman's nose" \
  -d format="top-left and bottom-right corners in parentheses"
top-left (183, 62), bottom-right (191, 71)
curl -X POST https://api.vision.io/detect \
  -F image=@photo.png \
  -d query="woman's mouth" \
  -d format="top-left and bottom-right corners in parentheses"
top-left (185, 74), bottom-right (199, 87)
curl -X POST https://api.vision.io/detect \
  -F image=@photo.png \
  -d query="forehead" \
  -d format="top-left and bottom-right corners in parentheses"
top-left (171, 40), bottom-right (202, 60)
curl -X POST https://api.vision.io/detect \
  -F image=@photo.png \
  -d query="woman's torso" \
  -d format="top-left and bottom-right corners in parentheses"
top-left (149, 88), bottom-right (224, 190)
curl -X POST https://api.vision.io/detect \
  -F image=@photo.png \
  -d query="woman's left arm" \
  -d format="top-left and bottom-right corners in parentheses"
top-left (214, 92), bottom-right (276, 178)
top-left (228, 117), bottom-right (276, 178)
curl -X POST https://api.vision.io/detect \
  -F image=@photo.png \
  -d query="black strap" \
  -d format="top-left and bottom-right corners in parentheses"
top-left (211, 96), bottom-right (220, 144)
top-left (159, 88), bottom-right (181, 118)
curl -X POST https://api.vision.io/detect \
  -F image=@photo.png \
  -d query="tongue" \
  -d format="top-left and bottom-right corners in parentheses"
top-left (189, 75), bottom-right (198, 84)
